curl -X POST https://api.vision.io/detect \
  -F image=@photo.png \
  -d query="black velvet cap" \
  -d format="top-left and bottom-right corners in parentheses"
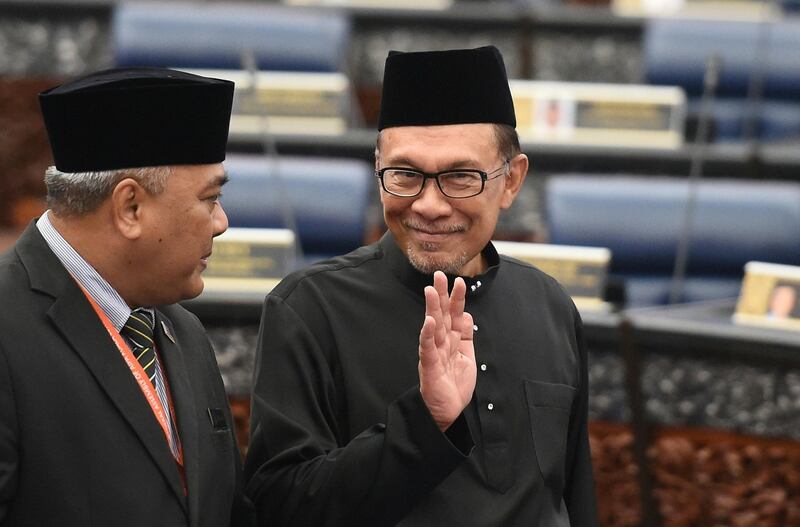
top-left (39, 67), bottom-right (234, 172)
top-left (377, 46), bottom-right (516, 131)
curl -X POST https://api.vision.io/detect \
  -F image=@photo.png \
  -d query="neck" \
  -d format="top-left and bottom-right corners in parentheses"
top-left (49, 211), bottom-right (138, 308)
top-left (458, 252), bottom-right (488, 277)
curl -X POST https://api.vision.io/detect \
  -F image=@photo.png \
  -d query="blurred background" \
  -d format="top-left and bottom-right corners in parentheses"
top-left (2, 0), bottom-right (800, 524)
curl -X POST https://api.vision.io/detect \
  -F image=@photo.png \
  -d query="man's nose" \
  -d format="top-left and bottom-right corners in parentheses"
top-left (213, 202), bottom-right (229, 237)
top-left (410, 178), bottom-right (452, 219)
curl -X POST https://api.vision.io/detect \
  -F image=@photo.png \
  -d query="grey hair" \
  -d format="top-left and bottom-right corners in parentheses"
top-left (374, 123), bottom-right (521, 162)
top-left (44, 165), bottom-right (171, 216)
top-left (491, 123), bottom-right (521, 161)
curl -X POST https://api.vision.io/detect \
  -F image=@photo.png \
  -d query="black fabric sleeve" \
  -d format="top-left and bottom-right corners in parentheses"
top-left (244, 294), bottom-right (474, 527)
top-left (0, 341), bottom-right (18, 523)
top-left (564, 307), bottom-right (599, 526)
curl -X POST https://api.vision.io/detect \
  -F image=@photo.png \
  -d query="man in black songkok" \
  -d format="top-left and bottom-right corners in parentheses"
top-left (0, 68), bottom-right (252, 526)
top-left (246, 46), bottom-right (598, 526)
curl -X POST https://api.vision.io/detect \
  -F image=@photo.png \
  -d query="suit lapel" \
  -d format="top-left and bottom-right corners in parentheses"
top-left (156, 312), bottom-right (200, 527)
top-left (16, 223), bottom-right (189, 515)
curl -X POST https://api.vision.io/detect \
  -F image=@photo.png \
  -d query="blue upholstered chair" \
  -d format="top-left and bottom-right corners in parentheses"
top-left (545, 175), bottom-right (800, 307)
top-left (113, 2), bottom-right (350, 72)
top-left (644, 18), bottom-right (800, 142)
top-left (221, 154), bottom-right (373, 267)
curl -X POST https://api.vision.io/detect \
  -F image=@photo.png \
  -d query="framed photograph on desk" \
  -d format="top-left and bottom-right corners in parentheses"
top-left (734, 261), bottom-right (800, 330)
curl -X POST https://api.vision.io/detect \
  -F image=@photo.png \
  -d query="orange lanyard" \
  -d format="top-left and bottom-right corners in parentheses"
top-left (77, 284), bottom-right (184, 468)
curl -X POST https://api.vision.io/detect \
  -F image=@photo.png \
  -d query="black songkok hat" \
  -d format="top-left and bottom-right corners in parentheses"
top-left (39, 67), bottom-right (234, 172)
top-left (377, 46), bottom-right (516, 131)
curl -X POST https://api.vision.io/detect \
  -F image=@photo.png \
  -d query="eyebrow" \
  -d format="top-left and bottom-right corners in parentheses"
top-left (204, 172), bottom-right (230, 191)
top-left (383, 157), bottom-right (485, 170)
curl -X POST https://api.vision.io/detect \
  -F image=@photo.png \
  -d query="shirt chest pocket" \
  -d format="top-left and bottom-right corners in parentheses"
top-left (524, 379), bottom-right (575, 494)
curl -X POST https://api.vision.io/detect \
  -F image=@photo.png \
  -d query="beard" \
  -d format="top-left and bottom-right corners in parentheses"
top-left (399, 218), bottom-right (471, 275)
top-left (406, 241), bottom-right (470, 275)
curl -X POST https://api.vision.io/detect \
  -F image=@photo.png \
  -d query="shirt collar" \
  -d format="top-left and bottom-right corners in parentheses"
top-left (379, 231), bottom-right (500, 298)
top-left (36, 210), bottom-right (151, 330)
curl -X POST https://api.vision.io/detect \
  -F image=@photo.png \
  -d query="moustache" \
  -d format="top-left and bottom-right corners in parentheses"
top-left (402, 219), bottom-right (467, 234)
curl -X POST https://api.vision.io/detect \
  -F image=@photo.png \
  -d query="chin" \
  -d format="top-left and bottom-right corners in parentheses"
top-left (162, 277), bottom-right (205, 305)
top-left (406, 243), bottom-right (469, 275)
top-left (182, 280), bottom-right (205, 302)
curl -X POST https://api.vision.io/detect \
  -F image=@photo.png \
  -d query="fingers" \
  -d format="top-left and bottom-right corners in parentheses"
top-left (459, 312), bottom-right (476, 361)
top-left (418, 315), bottom-right (437, 368)
top-left (433, 271), bottom-right (451, 329)
top-left (426, 272), bottom-right (473, 355)
top-left (449, 277), bottom-right (466, 333)
top-left (424, 285), bottom-right (447, 349)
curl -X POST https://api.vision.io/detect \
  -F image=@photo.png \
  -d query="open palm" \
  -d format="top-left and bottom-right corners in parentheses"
top-left (418, 271), bottom-right (477, 431)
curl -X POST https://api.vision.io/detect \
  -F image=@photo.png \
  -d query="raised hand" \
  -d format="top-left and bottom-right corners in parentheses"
top-left (418, 271), bottom-right (477, 431)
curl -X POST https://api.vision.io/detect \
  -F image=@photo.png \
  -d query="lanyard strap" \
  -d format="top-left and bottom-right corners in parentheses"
top-left (77, 283), bottom-right (184, 468)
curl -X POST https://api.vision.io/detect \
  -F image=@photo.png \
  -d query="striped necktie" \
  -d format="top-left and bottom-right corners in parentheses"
top-left (122, 309), bottom-right (157, 384)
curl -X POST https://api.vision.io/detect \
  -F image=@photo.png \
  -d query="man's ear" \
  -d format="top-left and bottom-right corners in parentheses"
top-left (500, 153), bottom-right (529, 210)
top-left (110, 178), bottom-right (147, 240)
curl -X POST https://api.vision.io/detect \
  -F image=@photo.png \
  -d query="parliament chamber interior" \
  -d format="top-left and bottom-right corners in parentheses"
top-left (2, 0), bottom-right (800, 524)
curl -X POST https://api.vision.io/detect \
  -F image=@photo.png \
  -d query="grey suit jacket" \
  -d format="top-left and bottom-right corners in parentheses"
top-left (0, 223), bottom-right (247, 526)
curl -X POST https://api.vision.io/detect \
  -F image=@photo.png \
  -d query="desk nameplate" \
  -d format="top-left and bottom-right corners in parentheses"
top-left (510, 81), bottom-right (686, 150)
top-left (187, 69), bottom-right (350, 136)
top-left (734, 261), bottom-right (800, 331)
top-left (493, 241), bottom-right (611, 311)
top-left (202, 228), bottom-right (295, 298)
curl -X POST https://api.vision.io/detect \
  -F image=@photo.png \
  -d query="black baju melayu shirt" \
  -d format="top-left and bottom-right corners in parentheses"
top-left (244, 233), bottom-right (598, 527)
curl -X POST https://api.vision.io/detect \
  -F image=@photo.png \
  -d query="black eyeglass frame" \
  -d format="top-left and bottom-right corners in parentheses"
top-left (374, 160), bottom-right (510, 199)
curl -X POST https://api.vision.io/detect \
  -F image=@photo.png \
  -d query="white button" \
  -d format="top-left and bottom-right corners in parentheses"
top-left (476, 281), bottom-right (482, 287)
top-left (470, 285), bottom-right (477, 292)
top-left (473, 324), bottom-right (478, 331)
top-left (487, 403), bottom-right (494, 411)
top-left (480, 364), bottom-right (487, 371)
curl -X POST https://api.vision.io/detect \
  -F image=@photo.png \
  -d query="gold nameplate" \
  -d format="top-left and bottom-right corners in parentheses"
top-left (187, 68), bottom-right (350, 137)
top-left (284, 0), bottom-right (452, 7)
top-left (510, 80), bottom-right (686, 149)
top-left (612, 0), bottom-right (781, 20)
top-left (734, 261), bottom-right (800, 331)
top-left (493, 241), bottom-right (612, 311)
top-left (202, 227), bottom-right (296, 297)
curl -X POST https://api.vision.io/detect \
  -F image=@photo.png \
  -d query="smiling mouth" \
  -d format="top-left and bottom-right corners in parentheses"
top-left (411, 223), bottom-right (464, 235)
top-left (410, 229), bottom-right (462, 248)
top-left (404, 219), bottom-right (465, 235)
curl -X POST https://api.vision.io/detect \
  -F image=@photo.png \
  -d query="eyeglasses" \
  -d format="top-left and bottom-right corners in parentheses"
top-left (375, 161), bottom-right (509, 199)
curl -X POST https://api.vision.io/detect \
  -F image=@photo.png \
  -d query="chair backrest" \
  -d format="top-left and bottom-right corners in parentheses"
top-left (546, 175), bottom-right (800, 305)
top-left (222, 154), bottom-right (373, 262)
top-left (644, 18), bottom-right (800, 100)
top-left (704, 99), bottom-right (800, 141)
top-left (114, 1), bottom-right (350, 72)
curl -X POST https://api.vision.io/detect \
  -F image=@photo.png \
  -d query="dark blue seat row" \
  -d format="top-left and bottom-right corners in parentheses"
top-left (114, 2), bottom-right (350, 72)
top-left (222, 154), bottom-right (373, 265)
top-left (644, 18), bottom-right (800, 142)
top-left (546, 175), bottom-right (800, 306)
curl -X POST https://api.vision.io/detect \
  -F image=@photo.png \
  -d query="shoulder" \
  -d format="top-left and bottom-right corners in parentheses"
top-left (0, 244), bottom-right (24, 284)
top-left (500, 254), bottom-right (572, 298)
top-left (268, 243), bottom-right (383, 302)
top-left (498, 253), bottom-right (579, 320)
top-left (0, 246), bottom-right (34, 318)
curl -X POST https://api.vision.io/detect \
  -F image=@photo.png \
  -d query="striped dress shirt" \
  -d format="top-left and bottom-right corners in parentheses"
top-left (36, 211), bottom-right (182, 459)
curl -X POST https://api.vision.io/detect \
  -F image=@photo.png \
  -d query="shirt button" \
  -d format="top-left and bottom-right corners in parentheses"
top-left (480, 364), bottom-right (487, 371)
top-left (487, 403), bottom-right (494, 411)
top-left (473, 324), bottom-right (478, 332)
top-left (476, 281), bottom-right (482, 287)
top-left (470, 285), bottom-right (477, 292)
